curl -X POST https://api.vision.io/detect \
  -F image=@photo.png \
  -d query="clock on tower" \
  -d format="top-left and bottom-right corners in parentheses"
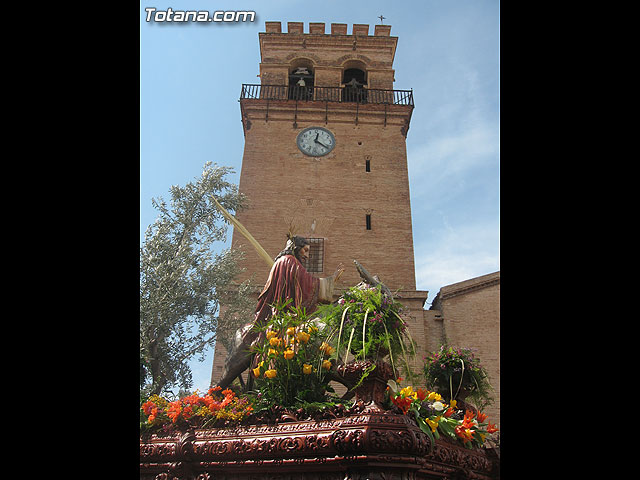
top-left (211, 21), bottom-right (430, 386)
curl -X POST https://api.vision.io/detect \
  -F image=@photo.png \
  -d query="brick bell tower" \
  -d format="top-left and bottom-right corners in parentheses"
top-left (211, 21), bottom-right (430, 385)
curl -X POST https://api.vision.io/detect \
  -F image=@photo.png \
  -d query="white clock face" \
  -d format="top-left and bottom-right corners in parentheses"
top-left (296, 127), bottom-right (336, 157)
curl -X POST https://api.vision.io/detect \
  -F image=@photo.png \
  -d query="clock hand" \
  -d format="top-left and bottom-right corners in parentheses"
top-left (314, 136), bottom-right (330, 149)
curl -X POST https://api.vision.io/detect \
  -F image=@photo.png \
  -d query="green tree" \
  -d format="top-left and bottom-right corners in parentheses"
top-left (140, 162), bottom-right (253, 396)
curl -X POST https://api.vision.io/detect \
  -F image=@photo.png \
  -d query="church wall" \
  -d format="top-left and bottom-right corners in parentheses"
top-left (435, 282), bottom-right (500, 427)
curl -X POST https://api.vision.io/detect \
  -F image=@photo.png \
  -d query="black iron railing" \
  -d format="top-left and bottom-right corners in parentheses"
top-left (240, 84), bottom-right (414, 106)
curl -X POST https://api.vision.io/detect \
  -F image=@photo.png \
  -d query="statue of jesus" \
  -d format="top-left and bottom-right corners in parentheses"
top-left (216, 235), bottom-right (345, 389)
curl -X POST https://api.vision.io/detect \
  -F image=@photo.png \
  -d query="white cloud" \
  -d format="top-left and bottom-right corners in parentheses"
top-left (408, 121), bottom-right (498, 199)
top-left (413, 218), bottom-right (499, 304)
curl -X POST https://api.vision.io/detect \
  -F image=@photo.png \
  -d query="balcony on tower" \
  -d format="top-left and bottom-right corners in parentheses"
top-left (239, 83), bottom-right (414, 107)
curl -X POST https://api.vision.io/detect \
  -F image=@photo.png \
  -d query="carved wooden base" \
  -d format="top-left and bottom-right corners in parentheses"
top-left (140, 410), bottom-right (497, 480)
top-left (141, 361), bottom-right (497, 479)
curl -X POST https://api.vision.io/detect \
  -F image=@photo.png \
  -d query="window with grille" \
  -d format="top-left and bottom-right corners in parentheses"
top-left (303, 238), bottom-right (324, 273)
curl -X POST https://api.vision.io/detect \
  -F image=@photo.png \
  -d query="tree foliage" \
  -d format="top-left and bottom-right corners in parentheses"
top-left (140, 162), bottom-right (253, 395)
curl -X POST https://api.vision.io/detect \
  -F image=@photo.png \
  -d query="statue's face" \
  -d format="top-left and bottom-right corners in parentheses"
top-left (297, 244), bottom-right (310, 262)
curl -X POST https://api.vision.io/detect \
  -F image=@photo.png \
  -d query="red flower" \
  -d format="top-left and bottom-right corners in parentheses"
top-left (208, 386), bottom-right (222, 395)
top-left (416, 388), bottom-right (428, 401)
top-left (476, 411), bottom-right (488, 423)
top-left (487, 422), bottom-right (499, 434)
top-left (167, 401), bottom-right (182, 423)
top-left (391, 394), bottom-right (413, 414)
top-left (142, 400), bottom-right (156, 416)
top-left (463, 410), bottom-right (475, 427)
top-left (221, 389), bottom-right (234, 397)
top-left (443, 407), bottom-right (455, 418)
top-left (182, 405), bottom-right (193, 420)
top-left (455, 425), bottom-right (475, 443)
top-left (148, 407), bottom-right (158, 422)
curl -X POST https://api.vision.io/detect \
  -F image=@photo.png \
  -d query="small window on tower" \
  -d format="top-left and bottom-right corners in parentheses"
top-left (366, 159), bottom-right (371, 172)
top-left (366, 214), bottom-right (372, 230)
top-left (303, 238), bottom-right (324, 273)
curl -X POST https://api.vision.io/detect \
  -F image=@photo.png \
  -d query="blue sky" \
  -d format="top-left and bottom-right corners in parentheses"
top-left (140, 0), bottom-right (499, 391)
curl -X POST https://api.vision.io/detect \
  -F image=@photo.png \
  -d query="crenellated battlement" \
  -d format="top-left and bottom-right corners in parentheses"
top-left (264, 21), bottom-right (392, 37)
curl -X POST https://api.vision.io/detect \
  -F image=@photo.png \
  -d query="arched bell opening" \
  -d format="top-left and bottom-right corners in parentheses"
top-left (289, 59), bottom-right (314, 100)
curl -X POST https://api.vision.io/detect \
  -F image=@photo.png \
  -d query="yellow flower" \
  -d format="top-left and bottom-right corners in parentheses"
top-left (303, 364), bottom-right (312, 374)
top-left (297, 331), bottom-right (310, 344)
top-left (286, 327), bottom-right (296, 336)
top-left (322, 359), bottom-right (332, 370)
top-left (425, 416), bottom-right (441, 432)
top-left (308, 325), bottom-right (318, 333)
top-left (266, 330), bottom-right (277, 339)
top-left (252, 366), bottom-right (261, 377)
top-left (265, 369), bottom-right (277, 378)
top-left (283, 349), bottom-right (294, 360)
top-left (449, 399), bottom-right (457, 409)
top-left (400, 386), bottom-right (418, 400)
top-left (269, 337), bottom-right (280, 347)
top-left (268, 348), bottom-right (278, 356)
top-left (427, 391), bottom-right (442, 402)
top-left (320, 342), bottom-right (334, 355)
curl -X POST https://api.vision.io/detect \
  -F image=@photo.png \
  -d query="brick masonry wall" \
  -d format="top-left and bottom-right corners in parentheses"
top-left (435, 283), bottom-right (500, 427)
top-left (231, 108), bottom-right (416, 292)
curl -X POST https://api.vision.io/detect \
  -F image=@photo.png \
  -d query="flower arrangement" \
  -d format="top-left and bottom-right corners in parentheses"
top-left (423, 344), bottom-right (493, 408)
top-left (387, 379), bottom-right (498, 450)
top-left (140, 386), bottom-right (254, 435)
top-left (250, 300), bottom-right (336, 411)
top-left (318, 284), bottom-right (416, 379)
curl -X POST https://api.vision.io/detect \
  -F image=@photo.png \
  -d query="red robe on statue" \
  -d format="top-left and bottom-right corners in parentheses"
top-left (254, 254), bottom-right (320, 326)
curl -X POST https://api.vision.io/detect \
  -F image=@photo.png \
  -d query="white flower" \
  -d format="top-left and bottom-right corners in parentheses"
top-left (433, 401), bottom-right (445, 411)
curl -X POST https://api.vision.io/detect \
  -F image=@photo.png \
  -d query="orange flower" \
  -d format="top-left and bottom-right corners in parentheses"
top-left (319, 342), bottom-right (334, 355)
top-left (265, 369), bottom-right (277, 378)
top-left (269, 337), bottom-right (280, 347)
top-left (142, 400), bottom-right (156, 416)
top-left (286, 327), bottom-right (296, 336)
top-left (167, 401), bottom-right (182, 423)
top-left (252, 366), bottom-right (262, 377)
top-left (284, 349), bottom-right (294, 360)
top-left (455, 424), bottom-right (475, 443)
top-left (487, 422), bottom-right (499, 434)
top-left (148, 407), bottom-right (158, 422)
top-left (463, 410), bottom-right (475, 425)
top-left (303, 364), bottom-right (312, 374)
top-left (391, 395), bottom-right (413, 414)
top-left (477, 411), bottom-right (488, 423)
top-left (322, 359), bottom-right (332, 370)
top-left (182, 405), bottom-right (193, 420)
top-left (297, 331), bottom-right (310, 344)
top-left (416, 388), bottom-right (428, 401)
